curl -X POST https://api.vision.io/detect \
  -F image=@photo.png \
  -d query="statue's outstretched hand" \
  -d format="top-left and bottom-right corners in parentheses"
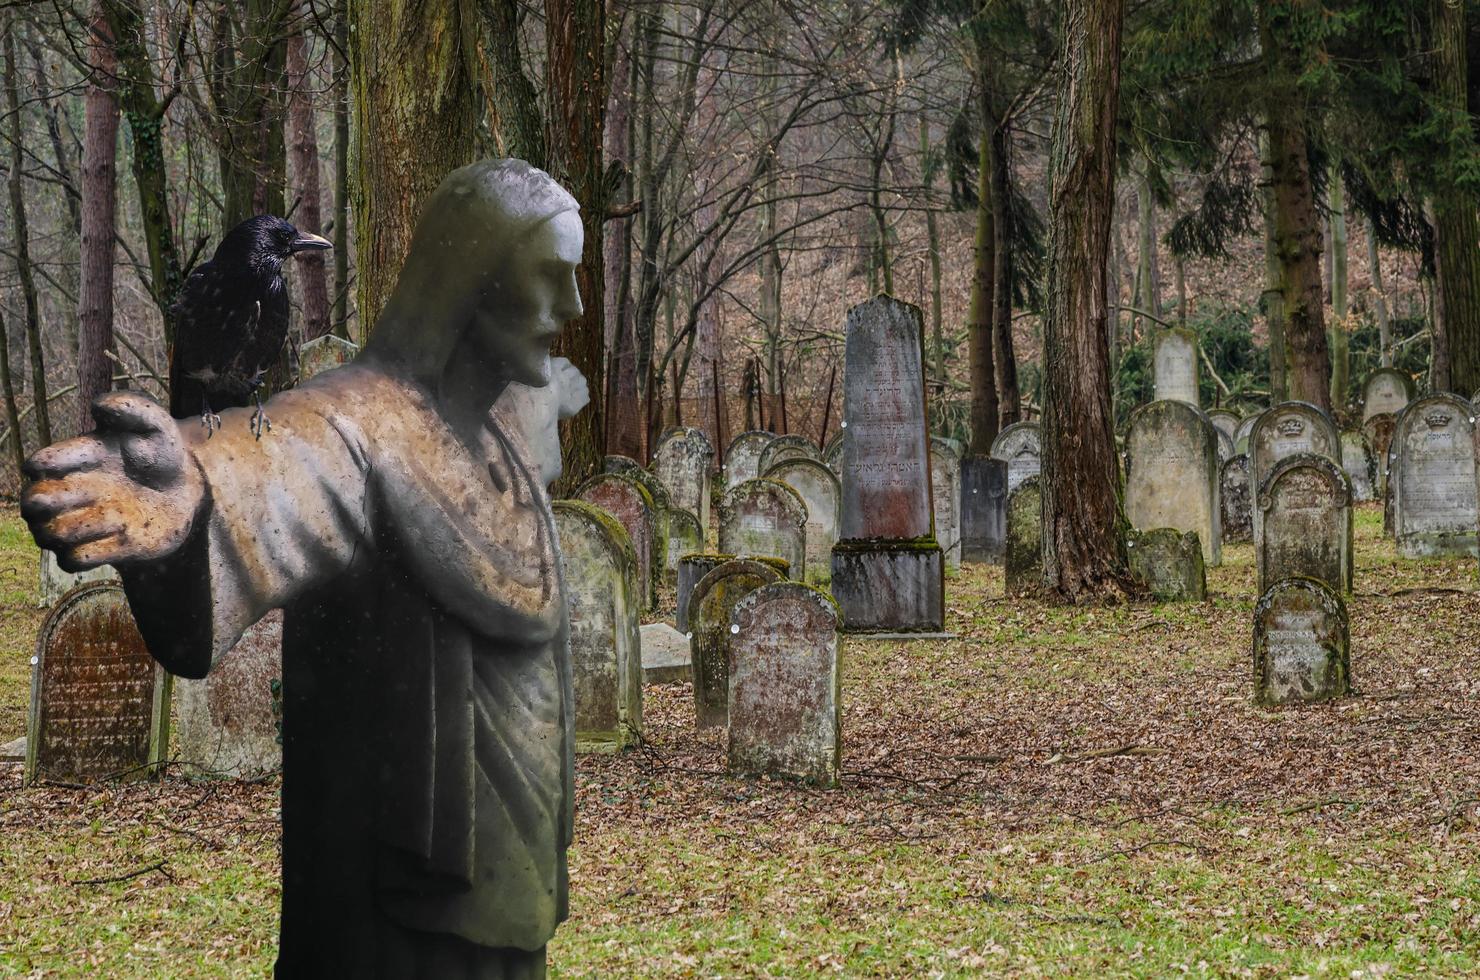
top-left (21, 392), bottom-right (205, 572)
top-left (552, 356), bottom-right (590, 419)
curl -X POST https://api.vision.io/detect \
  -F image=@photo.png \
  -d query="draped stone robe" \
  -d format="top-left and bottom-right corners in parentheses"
top-left (120, 365), bottom-right (573, 978)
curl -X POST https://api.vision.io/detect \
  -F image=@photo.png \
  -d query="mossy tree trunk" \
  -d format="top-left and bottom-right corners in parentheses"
top-left (78, 3), bottom-right (120, 431)
top-left (1429, 0), bottom-right (1480, 395)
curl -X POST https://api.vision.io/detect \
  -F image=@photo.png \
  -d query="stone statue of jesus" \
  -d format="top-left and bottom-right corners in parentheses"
top-left (22, 160), bottom-right (583, 979)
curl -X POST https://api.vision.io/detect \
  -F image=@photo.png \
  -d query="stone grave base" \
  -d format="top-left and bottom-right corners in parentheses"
top-left (829, 540), bottom-right (944, 633)
top-left (639, 623), bottom-right (692, 684)
top-left (1397, 532), bottom-right (1479, 560)
top-left (959, 457), bottom-right (1007, 564)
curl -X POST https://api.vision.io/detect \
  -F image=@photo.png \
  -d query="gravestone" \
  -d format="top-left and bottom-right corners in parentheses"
top-left (26, 583), bottom-right (170, 785)
top-left (639, 623), bottom-right (691, 684)
top-left (959, 456), bottom-right (1008, 563)
top-left (606, 458), bottom-right (683, 570)
top-left (652, 426), bottom-right (714, 531)
top-left (1207, 410), bottom-right (1240, 442)
top-left (1153, 327), bottom-right (1201, 406)
top-left (174, 611), bottom-right (283, 779)
top-left (727, 583), bottom-right (841, 786)
top-left (763, 457), bottom-right (842, 587)
top-left (1256, 453), bottom-right (1353, 594)
top-left (663, 508), bottom-right (704, 587)
top-left (823, 433), bottom-right (845, 477)
top-left (553, 502), bottom-right (643, 753)
top-left (38, 549), bottom-right (117, 608)
top-left (830, 296), bottom-right (945, 632)
top-left (1220, 454), bottom-right (1253, 543)
top-left (724, 431), bottom-right (775, 490)
top-left (1362, 412), bottom-right (1397, 500)
top-left (688, 559), bottom-right (783, 728)
top-left (576, 473), bottom-right (658, 610)
top-left (1339, 430), bottom-right (1376, 503)
top-left (1253, 578), bottom-right (1350, 706)
top-left (675, 553), bottom-right (731, 633)
top-left (1233, 413), bottom-right (1261, 454)
top-left (1215, 428), bottom-right (1235, 464)
top-left (1004, 477), bottom-right (1042, 597)
top-left (990, 421), bottom-right (1042, 493)
top-left (719, 478), bottom-right (807, 578)
top-left (1124, 400), bottom-right (1221, 566)
top-left (1127, 528), bottom-right (1206, 601)
top-left (604, 454), bottom-right (646, 480)
top-left (1361, 368), bottom-right (1414, 422)
top-left (297, 334), bottom-right (359, 382)
top-left (1391, 394), bottom-right (1479, 558)
top-left (929, 438), bottom-right (963, 571)
top-left (758, 434), bottom-right (821, 475)
top-left (1248, 401), bottom-right (1341, 548)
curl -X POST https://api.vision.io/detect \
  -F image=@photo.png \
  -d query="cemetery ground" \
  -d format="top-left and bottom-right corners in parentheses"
top-left (0, 508), bottom-right (1476, 976)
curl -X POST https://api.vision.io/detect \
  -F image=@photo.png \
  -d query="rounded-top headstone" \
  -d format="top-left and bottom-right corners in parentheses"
top-left (763, 457), bottom-right (842, 587)
top-left (576, 472), bottom-right (658, 610)
top-left (1207, 410), bottom-right (1240, 442)
top-left (652, 426), bottom-right (715, 530)
top-left (718, 477), bottom-right (808, 578)
top-left (1124, 400), bottom-right (1221, 566)
top-left (758, 434), bottom-right (821, 475)
top-left (1220, 454), bottom-right (1253, 543)
top-left (823, 432), bottom-right (845, 477)
top-left (724, 431), bottom-right (776, 490)
top-left (688, 558), bottom-right (785, 728)
top-left (1253, 577), bottom-right (1350, 706)
top-left (1127, 527), bottom-right (1206, 601)
top-left (1256, 452), bottom-right (1353, 594)
top-left (1391, 393), bottom-right (1479, 558)
top-left (1248, 401), bottom-right (1341, 546)
top-left (1233, 413), bottom-right (1261, 454)
top-left (1339, 430), bottom-right (1376, 503)
top-left (1361, 411), bottom-right (1398, 499)
top-left (1361, 368), bottom-right (1415, 422)
top-left (990, 421), bottom-right (1042, 494)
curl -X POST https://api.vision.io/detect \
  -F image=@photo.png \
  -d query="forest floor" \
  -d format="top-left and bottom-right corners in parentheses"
top-left (0, 505), bottom-right (1477, 977)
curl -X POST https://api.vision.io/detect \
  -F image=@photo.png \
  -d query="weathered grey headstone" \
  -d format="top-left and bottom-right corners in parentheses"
top-left (297, 334), bottom-right (358, 382)
top-left (1362, 412), bottom-right (1397, 500)
top-left (652, 426), bottom-right (715, 531)
top-left (604, 456), bottom-right (681, 574)
top-left (26, 583), bottom-right (170, 785)
top-left (929, 437), bottom-right (962, 571)
top-left (1004, 477), bottom-right (1042, 597)
top-left (1127, 528), bottom-right (1206, 601)
top-left (1392, 394), bottom-right (1479, 558)
top-left (639, 623), bottom-right (691, 684)
top-left (1256, 453), bottom-right (1353, 594)
top-left (823, 432), bottom-right (845, 477)
top-left (688, 559), bottom-right (783, 728)
top-left (719, 478), bottom-right (807, 578)
top-left (1207, 410), bottom-right (1240, 442)
top-left (959, 456), bottom-right (1008, 563)
top-left (1124, 400), bottom-right (1222, 566)
top-left (38, 550), bottom-right (117, 608)
top-left (663, 507), bottom-right (704, 587)
top-left (174, 611), bottom-right (283, 779)
top-left (676, 553), bottom-right (731, 633)
top-left (763, 458), bottom-right (841, 587)
top-left (758, 434), bottom-right (821, 475)
top-left (1220, 454), bottom-right (1253, 543)
top-left (1249, 401), bottom-right (1341, 548)
top-left (1215, 427), bottom-right (1235, 464)
top-left (990, 421), bottom-right (1041, 493)
top-left (830, 296), bottom-right (944, 632)
top-left (1361, 368), bottom-right (1414, 422)
top-left (1253, 578), bottom-right (1350, 706)
top-left (727, 582), bottom-right (841, 786)
top-left (1233, 413), bottom-right (1260, 454)
top-left (1153, 327), bottom-right (1201, 406)
top-left (724, 431), bottom-right (775, 490)
top-left (1339, 430), bottom-right (1376, 503)
top-left (576, 473), bottom-right (658, 610)
top-left (553, 501), bottom-right (643, 753)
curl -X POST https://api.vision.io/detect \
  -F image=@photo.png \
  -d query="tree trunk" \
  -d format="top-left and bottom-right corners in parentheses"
top-left (605, 25), bottom-right (643, 459)
top-left (966, 42), bottom-right (999, 456)
top-left (211, 0), bottom-right (290, 229)
top-left (481, 0), bottom-right (546, 165)
top-left (285, 1), bottom-right (330, 340)
top-left (1367, 218), bottom-right (1391, 366)
top-left (26, 31), bottom-right (82, 359)
top-left (1328, 162), bottom-right (1349, 409)
top-left (1039, 0), bottom-right (1131, 602)
top-left (1430, 0), bottom-right (1480, 396)
top-left (0, 309), bottom-right (25, 472)
top-left (4, 26), bottom-right (52, 446)
top-left (919, 116), bottom-right (945, 385)
top-left (332, 4), bottom-right (351, 338)
top-left (78, 3), bottom-right (120, 432)
top-left (1258, 129), bottom-right (1287, 401)
top-left (1136, 165), bottom-right (1159, 322)
top-left (990, 122), bottom-right (1020, 428)
top-left (350, 0), bottom-right (482, 329)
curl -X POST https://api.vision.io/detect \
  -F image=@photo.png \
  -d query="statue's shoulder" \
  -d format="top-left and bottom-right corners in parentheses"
top-left (295, 364), bottom-right (437, 429)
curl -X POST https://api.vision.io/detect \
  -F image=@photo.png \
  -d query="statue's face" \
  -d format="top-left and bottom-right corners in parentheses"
top-left (474, 210), bottom-right (584, 387)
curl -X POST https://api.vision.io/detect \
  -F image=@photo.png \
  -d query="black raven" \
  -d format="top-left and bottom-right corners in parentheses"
top-left (168, 215), bottom-right (331, 438)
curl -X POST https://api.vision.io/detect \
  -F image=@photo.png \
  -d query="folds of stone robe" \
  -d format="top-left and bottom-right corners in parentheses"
top-left (119, 365), bottom-right (573, 976)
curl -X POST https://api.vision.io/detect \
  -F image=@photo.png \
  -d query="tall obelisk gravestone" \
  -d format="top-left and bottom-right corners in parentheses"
top-left (830, 296), bottom-right (945, 632)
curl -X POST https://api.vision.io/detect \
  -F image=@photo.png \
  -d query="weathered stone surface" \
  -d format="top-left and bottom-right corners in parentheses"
top-left (724, 431), bottom-right (775, 490)
top-left (727, 582), bottom-right (841, 786)
top-left (1392, 394), bottom-right (1479, 558)
top-left (959, 456), bottom-right (1008, 564)
top-left (576, 473), bottom-right (658, 611)
top-left (1207, 410), bottom-right (1240, 442)
top-left (930, 437), bottom-right (962, 571)
top-left (1253, 578), bottom-right (1350, 706)
top-left (604, 457), bottom-right (681, 571)
top-left (676, 553), bottom-right (732, 633)
top-left (174, 611), bottom-right (283, 779)
top-left (1004, 477), bottom-right (1042, 597)
top-left (26, 583), bottom-right (170, 785)
top-left (38, 549), bottom-right (117, 608)
top-left (1153, 327), bottom-right (1200, 405)
top-left (758, 434), bottom-right (821, 475)
top-left (1216, 428), bottom-right (1235, 464)
top-left (990, 421), bottom-right (1041, 493)
top-left (652, 426), bottom-right (715, 531)
top-left (829, 541), bottom-right (944, 632)
top-left (1124, 400), bottom-right (1222, 566)
top-left (1361, 367), bottom-right (1415, 422)
top-left (688, 559), bottom-right (783, 728)
top-left (1233, 413), bottom-right (1260, 454)
top-left (1127, 528), bottom-right (1206, 601)
top-left (297, 334), bottom-right (358, 382)
top-left (1340, 430), bottom-right (1376, 502)
top-left (1220, 454), bottom-right (1253, 543)
top-left (823, 433), bottom-right (845, 476)
top-left (719, 478), bottom-right (808, 578)
top-left (639, 623), bottom-right (691, 684)
top-left (1362, 412), bottom-right (1397, 500)
top-left (1249, 401), bottom-right (1341, 548)
top-left (1257, 453), bottom-right (1353, 594)
top-left (763, 458), bottom-right (841, 586)
top-left (553, 502), bottom-right (643, 753)
top-left (663, 508), bottom-right (704, 587)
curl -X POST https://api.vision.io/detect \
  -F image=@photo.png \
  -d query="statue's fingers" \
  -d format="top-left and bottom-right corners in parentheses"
top-left (20, 482), bottom-right (98, 526)
top-left (63, 535), bottom-right (128, 573)
top-left (92, 391), bottom-right (172, 436)
top-left (22, 438), bottom-right (108, 482)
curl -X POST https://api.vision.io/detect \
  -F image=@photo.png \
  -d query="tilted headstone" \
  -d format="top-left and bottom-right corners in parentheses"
top-left (1391, 394), bottom-right (1479, 558)
top-left (1124, 400), bottom-right (1222, 566)
top-left (1207, 410), bottom-right (1240, 442)
top-left (1220, 454), bottom-right (1253, 543)
top-left (763, 458), bottom-right (842, 587)
top-left (1339, 430), bottom-right (1376, 503)
top-left (1248, 401), bottom-right (1341, 548)
top-left (676, 553), bottom-right (732, 634)
top-left (1153, 327), bottom-right (1201, 406)
top-left (604, 458), bottom-right (681, 574)
top-left (652, 426), bottom-right (714, 531)
top-left (174, 611), bottom-right (283, 779)
top-left (727, 582), bottom-right (841, 786)
top-left (929, 437), bottom-right (963, 571)
top-left (553, 501), bottom-right (643, 753)
top-left (724, 431), bottom-right (775, 490)
top-left (719, 478), bottom-right (807, 579)
top-left (688, 559), bottom-right (783, 728)
top-left (1362, 412), bottom-right (1397, 501)
top-left (1127, 528), bottom-right (1206, 601)
top-left (1004, 477), bottom-right (1042, 597)
top-left (822, 433), bottom-right (845, 477)
top-left (959, 456), bottom-right (1008, 564)
top-left (26, 583), bottom-right (170, 785)
top-left (1253, 577), bottom-right (1350, 706)
top-left (38, 549), bottom-right (117, 608)
top-left (830, 296), bottom-right (944, 632)
top-left (758, 434), bottom-right (821, 475)
top-left (1361, 368), bottom-right (1414, 422)
top-left (990, 421), bottom-right (1041, 494)
top-left (297, 334), bottom-right (359, 382)
top-left (663, 508), bottom-right (704, 588)
top-left (1215, 427), bottom-right (1235, 464)
top-left (576, 473), bottom-right (658, 610)
top-left (1233, 413), bottom-right (1260, 454)
top-left (1256, 453), bottom-right (1353, 594)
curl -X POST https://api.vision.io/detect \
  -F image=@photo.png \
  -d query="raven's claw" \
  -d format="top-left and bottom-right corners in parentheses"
top-left (250, 389), bottom-right (271, 440)
top-left (200, 397), bottom-right (221, 438)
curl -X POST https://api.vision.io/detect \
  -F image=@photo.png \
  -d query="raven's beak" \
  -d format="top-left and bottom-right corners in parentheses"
top-left (289, 232), bottom-right (332, 253)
